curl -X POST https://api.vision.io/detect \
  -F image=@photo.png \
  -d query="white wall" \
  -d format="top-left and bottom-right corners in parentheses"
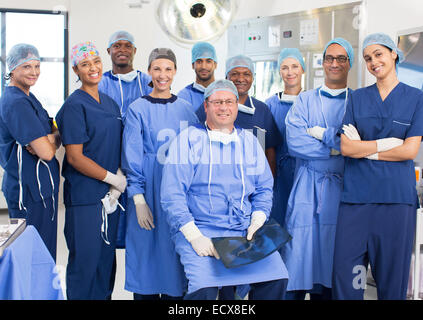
top-left (3, 0), bottom-right (423, 90)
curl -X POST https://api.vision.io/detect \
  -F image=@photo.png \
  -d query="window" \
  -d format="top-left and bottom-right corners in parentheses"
top-left (0, 8), bottom-right (68, 117)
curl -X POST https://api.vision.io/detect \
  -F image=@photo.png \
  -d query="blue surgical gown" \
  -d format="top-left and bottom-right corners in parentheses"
top-left (282, 88), bottom-right (352, 291)
top-left (341, 82), bottom-right (423, 204)
top-left (177, 83), bottom-right (205, 113)
top-left (98, 70), bottom-right (152, 116)
top-left (0, 86), bottom-right (60, 259)
top-left (161, 124), bottom-right (288, 294)
top-left (195, 95), bottom-right (282, 151)
top-left (99, 71), bottom-right (151, 248)
top-left (122, 94), bottom-right (199, 297)
top-left (265, 93), bottom-right (296, 226)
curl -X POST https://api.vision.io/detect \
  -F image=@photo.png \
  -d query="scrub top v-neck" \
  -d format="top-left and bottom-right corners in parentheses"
top-left (56, 89), bottom-right (123, 206)
top-left (341, 82), bottom-right (423, 205)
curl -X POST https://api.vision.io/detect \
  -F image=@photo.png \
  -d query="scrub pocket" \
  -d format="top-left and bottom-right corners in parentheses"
top-left (391, 119), bottom-right (411, 138)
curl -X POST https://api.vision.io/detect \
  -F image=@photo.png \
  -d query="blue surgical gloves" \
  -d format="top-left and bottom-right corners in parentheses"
top-left (342, 124), bottom-right (404, 160)
top-left (180, 221), bottom-right (220, 259)
top-left (133, 194), bottom-right (155, 230)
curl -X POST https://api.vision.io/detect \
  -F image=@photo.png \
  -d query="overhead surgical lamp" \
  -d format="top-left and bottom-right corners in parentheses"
top-left (155, 0), bottom-right (239, 46)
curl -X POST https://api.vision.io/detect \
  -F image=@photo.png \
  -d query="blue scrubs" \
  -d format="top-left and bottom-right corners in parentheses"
top-left (178, 83), bottom-right (205, 113)
top-left (98, 70), bottom-right (152, 116)
top-left (265, 93), bottom-right (296, 226)
top-left (282, 88), bottom-right (352, 295)
top-left (0, 86), bottom-right (60, 260)
top-left (333, 82), bottom-right (423, 300)
top-left (99, 70), bottom-right (151, 249)
top-left (56, 89), bottom-right (123, 300)
top-left (161, 124), bottom-right (289, 296)
top-left (196, 96), bottom-right (281, 151)
top-left (122, 94), bottom-right (198, 297)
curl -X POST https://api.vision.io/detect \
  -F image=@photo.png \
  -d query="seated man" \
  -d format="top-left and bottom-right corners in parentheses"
top-left (161, 79), bottom-right (288, 300)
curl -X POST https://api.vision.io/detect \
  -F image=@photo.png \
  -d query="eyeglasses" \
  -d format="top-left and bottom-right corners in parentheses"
top-left (323, 55), bottom-right (349, 64)
top-left (207, 99), bottom-right (237, 107)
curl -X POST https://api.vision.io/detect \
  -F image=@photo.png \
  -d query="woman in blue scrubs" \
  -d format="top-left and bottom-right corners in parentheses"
top-left (333, 33), bottom-right (423, 300)
top-left (56, 42), bottom-right (126, 300)
top-left (0, 44), bottom-right (60, 260)
top-left (265, 48), bottom-right (305, 226)
top-left (122, 48), bottom-right (198, 300)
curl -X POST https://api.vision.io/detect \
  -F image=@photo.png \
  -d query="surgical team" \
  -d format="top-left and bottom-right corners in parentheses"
top-left (0, 29), bottom-right (422, 300)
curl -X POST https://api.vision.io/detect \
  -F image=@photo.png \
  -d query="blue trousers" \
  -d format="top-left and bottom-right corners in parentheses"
top-left (285, 284), bottom-right (332, 300)
top-left (7, 194), bottom-right (58, 261)
top-left (64, 203), bottom-right (119, 300)
top-left (133, 293), bottom-right (183, 300)
top-left (332, 203), bottom-right (416, 300)
top-left (184, 279), bottom-right (288, 300)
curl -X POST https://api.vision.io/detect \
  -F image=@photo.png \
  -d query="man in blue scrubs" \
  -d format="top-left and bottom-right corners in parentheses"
top-left (196, 55), bottom-right (281, 176)
top-left (98, 31), bottom-right (152, 249)
top-left (99, 30), bottom-right (152, 116)
top-left (283, 38), bottom-right (354, 300)
top-left (161, 79), bottom-right (288, 300)
top-left (178, 42), bottom-right (217, 112)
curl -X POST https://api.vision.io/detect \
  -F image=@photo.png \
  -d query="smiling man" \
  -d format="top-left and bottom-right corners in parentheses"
top-left (99, 31), bottom-right (152, 116)
top-left (196, 55), bottom-right (281, 178)
top-left (161, 79), bottom-right (289, 300)
top-left (178, 42), bottom-right (218, 112)
top-left (282, 38), bottom-right (354, 300)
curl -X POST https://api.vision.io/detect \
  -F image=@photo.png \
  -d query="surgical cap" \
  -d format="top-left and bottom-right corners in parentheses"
top-left (148, 48), bottom-right (177, 69)
top-left (204, 79), bottom-right (239, 100)
top-left (362, 33), bottom-right (404, 64)
top-left (278, 48), bottom-right (306, 72)
top-left (225, 55), bottom-right (254, 77)
top-left (323, 37), bottom-right (354, 67)
top-left (6, 43), bottom-right (40, 72)
top-left (71, 41), bottom-right (100, 67)
top-left (108, 30), bottom-right (135, 48)
top-left (191, 42), bottom-right (217, 63)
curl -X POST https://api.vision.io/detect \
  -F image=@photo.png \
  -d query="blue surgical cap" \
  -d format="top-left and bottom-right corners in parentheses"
top-left (225, 55), bottom-right (254, 77)
top-left (192, 42), bottom-right (217, 63)
top-left (6, 43), bottom-right (40, 72)
top-left (362, 33), bottom-right (404, 64)
top-left (278, 48), bottom-right (306, 72)
top-left (204, 79), bottom-right (239, 100)
top-left (323, 37), bottom-right (354, 67)
top-left (108, 30), bottom-right (135, 48)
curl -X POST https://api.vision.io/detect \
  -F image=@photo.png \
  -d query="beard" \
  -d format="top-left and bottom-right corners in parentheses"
top-left (115, 62), bottom-right (130, 68)
top-left (196, 70), bottom-right (213, 82)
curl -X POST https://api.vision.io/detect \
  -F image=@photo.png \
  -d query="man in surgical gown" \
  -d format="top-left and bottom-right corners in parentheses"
top-left (178, 42), bottom-right (217, 112)
top-left (98, 31), bottom-right (152, 248)
top-left (195, 55), bottom-right (281, 174)
top-left (282, 38), bottom-right (354, 300)
top-left (99, 30), bottom-right (152, 116)
top-left (161, 79), bottom-right (288, 300)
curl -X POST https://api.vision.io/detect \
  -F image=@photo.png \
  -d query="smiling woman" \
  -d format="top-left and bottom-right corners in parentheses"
top-left (0, 43), bottom-right (61, 262)
top-left (55, 41), bottom-right (126, 300)
top-left (121, 47), bottom-right (199, 300)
